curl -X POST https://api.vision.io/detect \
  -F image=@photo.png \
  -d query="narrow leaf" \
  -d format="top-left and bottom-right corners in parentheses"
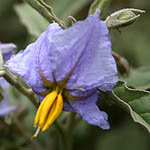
top-left (14, 3), bottom-right (49, 37)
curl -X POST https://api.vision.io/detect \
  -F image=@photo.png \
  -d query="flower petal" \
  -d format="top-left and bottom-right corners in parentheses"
top-left (38, 23), bottom-right (62, 84)
top-left (6, 11), bottom-right (118, 93)
top-left (64, 90), bottom-right (110, 129)
top-left (5, 23), bottom-right (61, 92)
top-left (44, 10), bottom-right (118, 91)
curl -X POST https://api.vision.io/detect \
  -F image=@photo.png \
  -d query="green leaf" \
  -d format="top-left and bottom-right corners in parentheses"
top-left (99, 80), bottom-right (150, 133)
top-left (14, 3), bottom-right (49, 37)
top-left (113, 81), bottom-right (150, 133)
top-left (121, 67), bottom-right (150, 90)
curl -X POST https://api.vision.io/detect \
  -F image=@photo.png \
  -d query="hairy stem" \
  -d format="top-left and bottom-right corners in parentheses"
top-left (55, 121), bottom-right (72, 150)
top-left (55, 113), bottom-right (78, 150)
top-left (24, 0), bottom-right (66, 29)
top-left (0, 69), bottom-right (38, 107)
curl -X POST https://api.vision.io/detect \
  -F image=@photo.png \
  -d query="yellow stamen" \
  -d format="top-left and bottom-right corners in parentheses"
top-left (41, 99), bottom-right (57, 130)
top-left (42, 93), bottom-right (63, 132)
top-left (34, 91), bottom-right (57, 127)
top-left (34, 88), bottom-right (63, 133)
top-left (39, 91), bottom-right (57, 128)
top-left (34, 98), bottom-right (46, 127)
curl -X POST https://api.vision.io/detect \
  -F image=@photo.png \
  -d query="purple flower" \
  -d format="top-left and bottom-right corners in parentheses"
top-left (0, 78), bottom-right (17, 117)
top-left (5, 11), bottom-right (118, 132)
top-left (0, 42), bottom-right (17, 61)
top-left (0, 43), bottom-right (17, 117)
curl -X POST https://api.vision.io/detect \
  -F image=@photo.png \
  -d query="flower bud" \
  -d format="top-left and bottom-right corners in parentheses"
top-left (105, 8), bottom-right (145, 29)
top-left (112, 51), bottom-right (130, 77)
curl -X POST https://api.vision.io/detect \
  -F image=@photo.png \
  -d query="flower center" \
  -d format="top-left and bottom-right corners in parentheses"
top-left (34, 87), bottom-right (63, 132)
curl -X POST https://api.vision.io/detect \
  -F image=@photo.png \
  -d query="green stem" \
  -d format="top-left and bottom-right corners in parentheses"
top-left (0, 69), bottom-right (38, 107)
top-left (54, 122), bottom-right (72, 150)
top-left (24, 0), bottom-right (66, 29)
top-left (60, 134), bottom-right (72, 150)
top-left (55, 121), bottom-right (72, 150)
top-left (55, 113), bottom-right (78, 150)
top-left (37, 0), bottom-right (66, 28)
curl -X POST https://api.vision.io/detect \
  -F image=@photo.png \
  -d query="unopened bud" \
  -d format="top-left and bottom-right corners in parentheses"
top-left (105, 8), bottom-right (145, 29)
top-left (112, 51), bottom-right (130, 77)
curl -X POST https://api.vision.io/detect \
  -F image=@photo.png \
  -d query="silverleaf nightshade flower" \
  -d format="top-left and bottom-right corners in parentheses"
top-left (5, 11), bottom-right (118, 132)
top-left (0, 43), bottom-right (17, 117)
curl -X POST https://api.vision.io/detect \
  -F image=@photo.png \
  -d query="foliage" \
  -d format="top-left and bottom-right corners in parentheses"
top-left (15, 3), bottom-right (49, 37)
top-left (0, 0), bottom-right (149, 150)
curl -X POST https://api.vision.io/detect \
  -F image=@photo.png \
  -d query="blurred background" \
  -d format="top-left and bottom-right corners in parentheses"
top-left (0, 0), bottom-right (150, 150)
